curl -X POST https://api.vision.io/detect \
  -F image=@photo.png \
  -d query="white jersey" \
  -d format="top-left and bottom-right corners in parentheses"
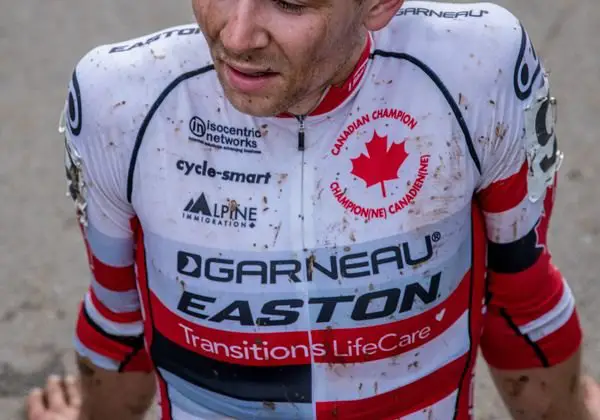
top-left (62, 2), bottom-right (580, 419)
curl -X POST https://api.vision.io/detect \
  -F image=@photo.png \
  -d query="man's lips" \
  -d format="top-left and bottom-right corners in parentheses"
top-left (223, 61), bottom-right (277, 77)
top-left (221, 61), bottom-right (279, 93)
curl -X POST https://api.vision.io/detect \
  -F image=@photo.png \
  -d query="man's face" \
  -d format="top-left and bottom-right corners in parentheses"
top-left (192, 0), bottom-right (368, 117)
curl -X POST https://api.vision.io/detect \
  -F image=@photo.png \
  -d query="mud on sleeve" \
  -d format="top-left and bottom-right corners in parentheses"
top-left (62, 52), bottom-right (151, 373)
top-left (475, 23), bottom-right (582, 370)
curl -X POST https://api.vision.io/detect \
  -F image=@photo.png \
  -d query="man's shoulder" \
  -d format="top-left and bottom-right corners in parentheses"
top-left (376, 1), bottom-right (543, 111)
top-left (390, 1), bottom-right (522, 40)
top-left (100, 23), bottom-right (210, 61)
top-left (69, 24), bottom-right (213, 125)
top-left (382, 1), bottom-right (538, 91)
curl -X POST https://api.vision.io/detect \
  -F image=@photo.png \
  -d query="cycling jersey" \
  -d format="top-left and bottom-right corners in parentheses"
top-left (62, 2), bottom-right (582, 419)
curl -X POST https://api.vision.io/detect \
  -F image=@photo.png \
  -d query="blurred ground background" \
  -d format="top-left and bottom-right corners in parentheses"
top-left (0, 0), bottom-right (598, 419)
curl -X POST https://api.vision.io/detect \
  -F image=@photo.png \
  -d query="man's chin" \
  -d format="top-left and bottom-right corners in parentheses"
top-left (225, 91), bottom-right (289, 118)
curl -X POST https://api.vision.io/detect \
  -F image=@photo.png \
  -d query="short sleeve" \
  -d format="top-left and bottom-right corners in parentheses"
top-left (62, 52), bottom-right (151, 372)
top-left (475, 23), bottom-right (582, 370)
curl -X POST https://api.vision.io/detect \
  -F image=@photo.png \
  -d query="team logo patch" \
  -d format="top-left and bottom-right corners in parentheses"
top-left (67, 70), bottom-right (82, 136)
top-left (514, 23), bottom-right (542, 101)
top-left (328, 109), bottom-right (431, 220)
top-left (182, 193), bottom-right (258, 229)
top-left (523, 76), bottom-right (562, 202)
top-left (188, 116), bottom-right (262, 154)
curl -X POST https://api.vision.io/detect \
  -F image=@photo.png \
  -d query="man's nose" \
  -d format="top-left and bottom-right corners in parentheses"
top-left (221, 0), bottom-right (269, 55)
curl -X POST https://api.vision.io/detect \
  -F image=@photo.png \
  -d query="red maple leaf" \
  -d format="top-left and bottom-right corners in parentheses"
top-left (350, 131), bottom-right (409, 197)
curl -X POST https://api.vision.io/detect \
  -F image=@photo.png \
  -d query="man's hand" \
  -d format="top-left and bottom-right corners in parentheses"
top-left (582, 375), bottom-right (600, 419)
top-left (26, 375), bottom-right (81, 420)
top-left (26, 354), bottom-right (156, 420)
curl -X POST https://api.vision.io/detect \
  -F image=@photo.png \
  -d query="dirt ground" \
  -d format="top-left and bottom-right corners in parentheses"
top-left (1, 0), bottom-right (598, 419)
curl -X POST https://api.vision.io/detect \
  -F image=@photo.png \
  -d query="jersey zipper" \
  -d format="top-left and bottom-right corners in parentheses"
top-left (295, 115), bottom-right (307, 253)
top-left (296, 114), bottom-right (316, 415)
top-left (296, 115), bottom-right (306, 151)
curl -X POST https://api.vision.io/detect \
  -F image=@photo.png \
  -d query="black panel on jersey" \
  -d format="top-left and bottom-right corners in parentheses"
top-left (487, 220), bottom-right (543, 273)
top-left (371, 50), bottom-right (481, 175)
top-left (150, 330), bottom-right (312, 403)
top-left (127, 65), bottom-right (215, 202)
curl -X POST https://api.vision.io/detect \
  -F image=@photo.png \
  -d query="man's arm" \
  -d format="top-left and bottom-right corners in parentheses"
top-left (61, 53), bottom-right (156, 419)
top-left (489, 350), bottom-right (586, 420)
top-left (76, 355), bottom-right (156, 420)
top-left (478, 149), bottom-right (584, 419)
top-left (472, 13), bottom-right (588, 418)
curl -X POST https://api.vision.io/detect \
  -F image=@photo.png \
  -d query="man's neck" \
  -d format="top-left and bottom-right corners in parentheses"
top-left (286, 31), bottom-right (369, 116)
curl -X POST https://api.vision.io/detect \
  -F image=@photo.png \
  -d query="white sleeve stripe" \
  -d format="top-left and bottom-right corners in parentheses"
top-left (85, 217), bottom-right (134, 267)
top-left (520, 281), bottom-right (575, 342)
top-left (91, 276), bottom-right (141, 313)
top-left (483, 192), bottom-right (544, 244)
top-left (85, 292), bottom-right (144, 336)
top-left (73, 335), bottom-right (120, 371)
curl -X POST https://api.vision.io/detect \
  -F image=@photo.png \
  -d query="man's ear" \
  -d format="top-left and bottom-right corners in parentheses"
top-left (362, 0), bottom-right (405, 31)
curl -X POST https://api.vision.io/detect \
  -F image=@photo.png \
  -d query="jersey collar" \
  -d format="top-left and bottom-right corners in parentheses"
top-left (277, 32), bottom-right (373, 119)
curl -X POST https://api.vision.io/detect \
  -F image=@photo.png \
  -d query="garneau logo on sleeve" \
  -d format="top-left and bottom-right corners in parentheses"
top-left (396, 8), bottom-right (489, 18)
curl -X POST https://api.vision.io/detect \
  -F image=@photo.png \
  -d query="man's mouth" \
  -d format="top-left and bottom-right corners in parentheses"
top-left (220, 61), bottom-right (279, 94)
top-left (225, 62), bottom-right (276, 77)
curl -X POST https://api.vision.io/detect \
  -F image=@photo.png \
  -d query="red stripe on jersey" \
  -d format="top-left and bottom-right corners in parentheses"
top-left (151, 292), bottom-right (309, 366)
top-left (149, 272), bottom-right (470, 366)
top-left (89, 288), bottom-right (142, 323)
top-left (132, 216), bottom-right (171, 416)
top-left (131, 217), bottom-right (156, 352)
top-left (487, 254), bottom-right (564, 326)
top-left (310, 273), bottom-right (470, 364)
top-left (315, 354), bottom-right (467, 420)
top-left (537, 310), bottom-right (582, 366)
top-left (157, 375), bottom-right (173, 420)
top-left (478, 160), bottom-right (528, 213)
top-left (481, 308), bottom-right (581, 370)
top-left (277, 34), bottom-right (371, 118)
top-left (90, 254), bottom-right (137, 292)
top-left (76, 303), bottom-right (135, 361)
top-left (120, 346), bottom-right (153, 372)
top-left (77, 217), bottom-right (137, 292)
top-left (455, 204), bottom-right (488, 418)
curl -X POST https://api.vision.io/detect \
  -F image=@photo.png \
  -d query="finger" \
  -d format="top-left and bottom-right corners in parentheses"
top-left (45, 375), bottom-right (67, 410)
top-left (26, 388), bottom-right (47, 420)
top-left (582, 376), bottom-right (599, 398)
top-left (64, 375), bottom-right (82, 408)
top-left (582, 376), bottom-right (600, 416)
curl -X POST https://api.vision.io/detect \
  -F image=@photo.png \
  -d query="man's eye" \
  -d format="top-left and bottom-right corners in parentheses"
top-left (272, 0), bottom-right (305, 13)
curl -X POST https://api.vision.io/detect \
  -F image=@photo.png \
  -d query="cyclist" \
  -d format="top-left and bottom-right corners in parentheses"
top-left (26, 0), bottom-right (600, 418)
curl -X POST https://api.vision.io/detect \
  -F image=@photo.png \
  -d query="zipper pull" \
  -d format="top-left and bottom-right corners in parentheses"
top-left (297, 116), bottom-right (306, 151)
